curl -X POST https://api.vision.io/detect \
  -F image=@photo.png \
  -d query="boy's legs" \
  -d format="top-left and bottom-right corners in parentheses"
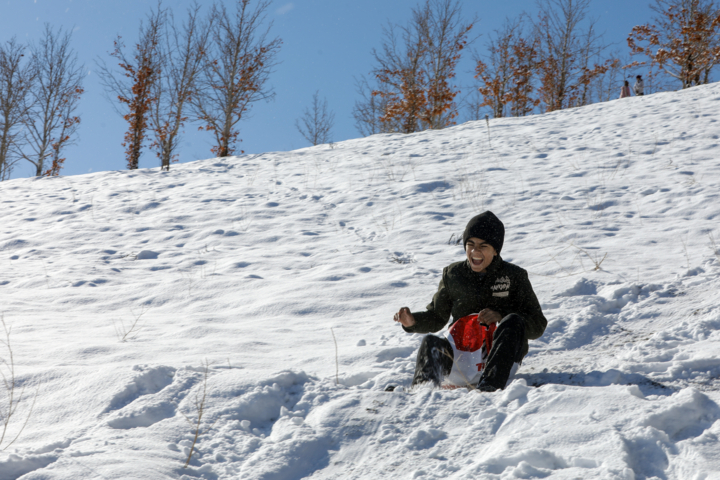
top-left (411, 334), bottom-right (453, 387)
top-left (477, 314), bottom-right (525, 391)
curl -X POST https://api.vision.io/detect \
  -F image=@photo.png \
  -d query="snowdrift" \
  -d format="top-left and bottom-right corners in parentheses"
top-left (1, 83), bottom-right (720, 479)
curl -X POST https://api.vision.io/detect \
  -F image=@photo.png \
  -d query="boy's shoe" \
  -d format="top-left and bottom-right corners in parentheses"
top-left (475, 381), bottom-right (498, 392)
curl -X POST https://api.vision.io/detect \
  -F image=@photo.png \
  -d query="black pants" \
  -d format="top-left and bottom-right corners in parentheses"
top-left (411, 314), bottom-right (526, 390)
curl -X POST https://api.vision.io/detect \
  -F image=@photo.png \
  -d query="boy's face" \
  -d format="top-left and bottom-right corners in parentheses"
top-left (465, 237), bottom-right (497, 273)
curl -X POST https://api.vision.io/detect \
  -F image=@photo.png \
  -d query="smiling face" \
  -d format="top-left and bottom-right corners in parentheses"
top-left (465, 237), bottom-right (497, 273)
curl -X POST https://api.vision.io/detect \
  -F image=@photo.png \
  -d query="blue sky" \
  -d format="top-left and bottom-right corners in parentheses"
top-left (1, 0), bottom-right (655, 178)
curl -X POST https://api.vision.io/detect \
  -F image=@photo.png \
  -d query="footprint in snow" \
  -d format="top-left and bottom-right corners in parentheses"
top-left (103, 365), bottom-right (176, 413)
top-left (104, 367), bottom-right (202, 430)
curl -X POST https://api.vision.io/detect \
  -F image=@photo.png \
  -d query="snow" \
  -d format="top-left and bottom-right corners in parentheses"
top-left (2, 83), bottom-right (720, 479)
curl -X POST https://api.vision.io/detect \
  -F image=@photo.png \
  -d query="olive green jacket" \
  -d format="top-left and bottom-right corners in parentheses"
top-left (404, 256), bottom-right (547, 359)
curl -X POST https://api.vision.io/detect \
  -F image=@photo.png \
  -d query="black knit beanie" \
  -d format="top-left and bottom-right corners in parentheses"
top-left (462, 211), bottom-right (505, 254)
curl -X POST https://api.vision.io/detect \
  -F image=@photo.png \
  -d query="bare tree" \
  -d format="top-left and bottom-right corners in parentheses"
top-left (354, 0), bottom-right (474, 135)
top-left (149, 3), bottom-right (212, 171)
top-left (534, 0), bottom-right (610, 111)
top-left (464, 89), bottom-right (487, 121)
top-left (421, 0), bottom-right (475, 129)
top-left (295, 91), bottom-right (334, 146)
top-left (0, 38), bottom-right (35, 181)
top-left (97, 5), bottom-right (165, 170)
top-left (628, 0), bottom-right (720, 89)
top-left (193, 0), bottom-right (281, 158)
top-left (352, 76), bottom-right (390, 136)
top-left (21, 25), bottom-right (84, 177)
top-left (591, 51), bottom-right (629, 101)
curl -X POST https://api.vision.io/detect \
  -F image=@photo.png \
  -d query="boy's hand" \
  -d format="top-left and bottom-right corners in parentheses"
top-left (477, 308), bottom-right (502, 326)
top-left (393, 307), bottom-right (416, 327)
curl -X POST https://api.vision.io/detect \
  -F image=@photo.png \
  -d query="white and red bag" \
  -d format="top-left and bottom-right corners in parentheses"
top-left (444, 314), bottom-right (496, 387)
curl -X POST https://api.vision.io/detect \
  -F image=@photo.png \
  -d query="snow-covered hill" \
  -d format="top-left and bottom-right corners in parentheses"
top-left (2, 83), bottom-right (720, 479)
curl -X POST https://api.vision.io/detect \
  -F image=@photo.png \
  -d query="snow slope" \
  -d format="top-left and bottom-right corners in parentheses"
top-left (1, 83), bottom-right (720, 479)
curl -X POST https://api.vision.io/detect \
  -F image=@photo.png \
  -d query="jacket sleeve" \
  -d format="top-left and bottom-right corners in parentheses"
top-left (514, 270), bottom-right (547, 340)
top-left (403, 267), bottom-right (453, 334)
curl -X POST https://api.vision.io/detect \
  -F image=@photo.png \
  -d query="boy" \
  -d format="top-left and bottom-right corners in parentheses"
top-left (393, 211), bottom-right (547, 391)
top-left (634, 75), bottom-right (644, 96)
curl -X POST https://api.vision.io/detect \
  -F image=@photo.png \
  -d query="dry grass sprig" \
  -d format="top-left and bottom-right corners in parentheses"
top-left (1, 314), bottom-right (36, 451)
top-left (681, 236), bottom-right (691, 269)
top-left (181, 360), bottom-right (217, 469)
top-left (708, 233), bottom-right (720, 263)
top-left (113, 306), bottom-right (149, 342)
top-left (330, 328), bottom-right (339, 386)
top-left (572, 244), bottom-right (607, 271)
